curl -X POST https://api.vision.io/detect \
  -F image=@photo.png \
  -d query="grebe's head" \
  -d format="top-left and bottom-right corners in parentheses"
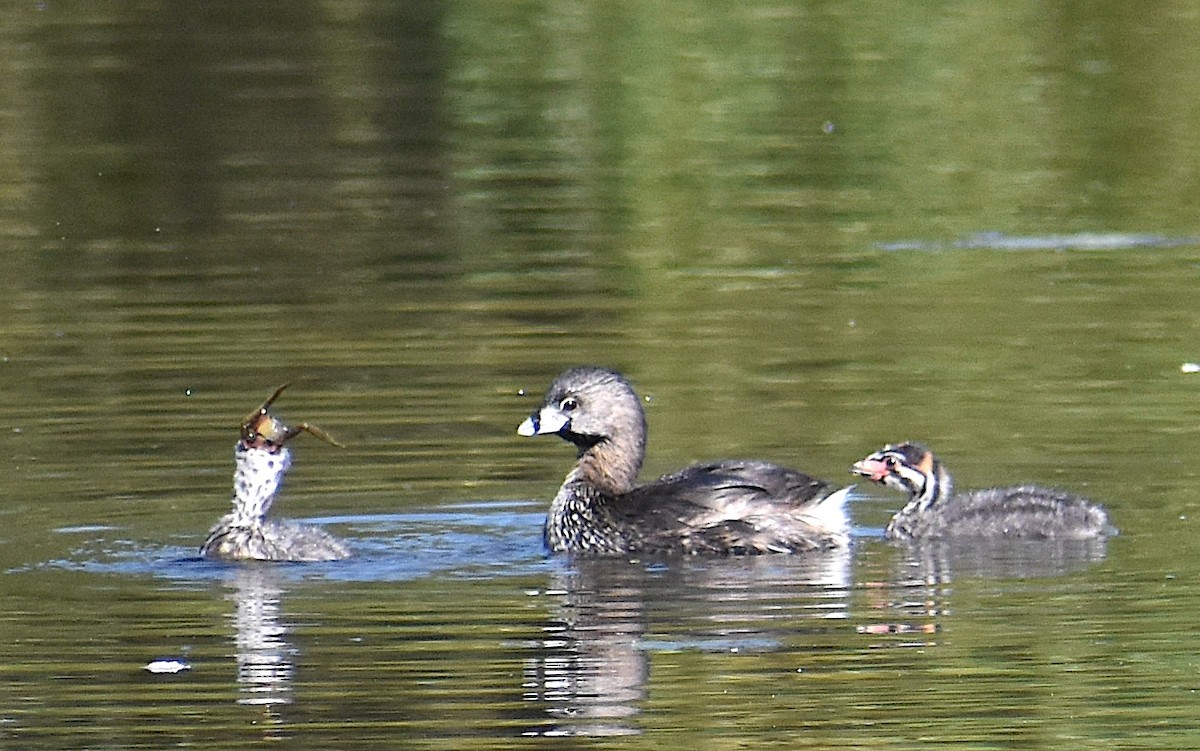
top-left (517, 366), bottom-right (648, 495)
top-left (240, 383), bottom-right (343, 452)
top-left (517, 366), bottom-right (645, 449)
top-left (851, 442), bottom-right (948, 507)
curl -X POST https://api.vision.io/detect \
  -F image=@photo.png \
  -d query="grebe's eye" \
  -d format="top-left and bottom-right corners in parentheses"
top-left (885, 456), bottom-right (899, 469)
top-left (559, 397), bottom-right (579, 412)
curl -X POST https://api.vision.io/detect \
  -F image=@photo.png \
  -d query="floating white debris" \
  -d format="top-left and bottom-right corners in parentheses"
top-left (144, 659), bottom-right (191, 674)
top-left (1182, 363), bottom-right (1200, 373)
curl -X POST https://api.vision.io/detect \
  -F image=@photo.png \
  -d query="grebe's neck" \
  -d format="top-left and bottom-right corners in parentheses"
top-left (571, 432), bottom-right (643, 497)
top-left (229, 444), bottom-right (291, 526)
top-left (902, 457), bottom-right (953, 516)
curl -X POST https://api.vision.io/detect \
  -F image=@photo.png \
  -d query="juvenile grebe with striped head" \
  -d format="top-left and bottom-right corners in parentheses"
top-left (851, 442), bottom-right (1113, 540)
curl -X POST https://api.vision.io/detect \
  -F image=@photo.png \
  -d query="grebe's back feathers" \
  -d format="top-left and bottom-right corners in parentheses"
top-left (887, 484), bottom-right (1112, 539)
top-left (611, 460), bottom-right (851, 554)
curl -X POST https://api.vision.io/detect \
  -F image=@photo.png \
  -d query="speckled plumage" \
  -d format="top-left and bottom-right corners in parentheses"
top-left (520, 366), bottom-right (852, 556)
top-left (200, 386), bottom-right (349, 563)
top-left (201, 444), bottom-right (350, 562)
top-left (851, 442), bottom-right (1113, 541)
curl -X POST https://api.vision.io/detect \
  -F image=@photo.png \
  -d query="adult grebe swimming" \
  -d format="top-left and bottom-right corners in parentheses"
top-left (851, 442), bottom-right (1113, 540)
top-left (201, 385), bottom-right (350, 562)
top-left (518, 366), bottom-right (852, 556)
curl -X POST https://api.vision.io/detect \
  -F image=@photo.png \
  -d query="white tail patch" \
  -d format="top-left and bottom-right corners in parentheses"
top-left (800, 485), bottom-right (854, 536)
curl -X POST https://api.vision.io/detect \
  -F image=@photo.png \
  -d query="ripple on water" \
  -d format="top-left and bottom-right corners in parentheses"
top-left (32, 500), bottom-right (552, 584)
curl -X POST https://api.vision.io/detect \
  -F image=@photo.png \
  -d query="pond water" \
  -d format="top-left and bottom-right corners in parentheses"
top-left (3, 2), bottom-right (1200, 748)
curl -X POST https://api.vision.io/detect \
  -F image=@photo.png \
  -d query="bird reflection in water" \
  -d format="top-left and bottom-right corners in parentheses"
top-left (227, 567), bottom-right (296, 709)
top-left (523, 563), bottom-right (647, 737)
top-left (854, 535), bottom-right (1110, 647)
top-left (197, 565), bottom-right (299, 741)
top-left (521, 549), bottom-right (853, 737)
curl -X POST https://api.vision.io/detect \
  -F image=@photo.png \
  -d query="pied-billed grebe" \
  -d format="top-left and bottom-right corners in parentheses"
top-left (517, 366), bottom-right (852, 556)
top-left (201, 385), bottom-right (351, 562)
top-left (851, 442), bottom-right (1113, 540)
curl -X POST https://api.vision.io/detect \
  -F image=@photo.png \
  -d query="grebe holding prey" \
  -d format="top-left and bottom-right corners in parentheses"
top-left (201, 385), bottom-right (350, 562)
